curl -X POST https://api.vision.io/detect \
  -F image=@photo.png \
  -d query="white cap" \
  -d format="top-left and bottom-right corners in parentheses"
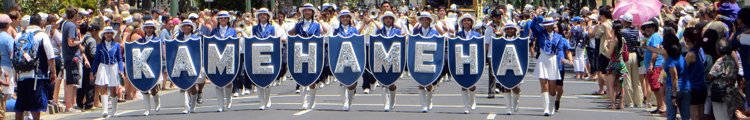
top-left (620, 13), bottom-right (633, 22)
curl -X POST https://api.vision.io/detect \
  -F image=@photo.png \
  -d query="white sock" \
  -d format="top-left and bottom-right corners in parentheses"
top-left (504, 93), bottom-right (513, 114)
top-left (542, 93), bottom-right (550, 115)
top-left (101, 95), bottom-right (109, 114)
top-left (215, 88), bottom-right (225, 111)
top-left (143, 93), bottom-right (151, 114)
top-left (513, 93), bottom-right (521, 112)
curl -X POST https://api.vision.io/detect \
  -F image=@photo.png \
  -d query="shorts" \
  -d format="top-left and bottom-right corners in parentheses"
top-left (95, 64), bottom-right (120, 87)
top-left (196, 68), bottom-right (207, 84)
top-left (15, 78), bottom-right (48, 112)
top-left (691, 89), bottom-right (707, 105)
top-left (65, 59), bottom-right (81, 85)
top-left (647, 67), bottom-right (663, 91)
top-left (587, 48), bottom-right (598, 72)
top-left (1, 66), bottom-right (14, 95)
top-left (638, 67), bottom-right (646, 75)
top-left (597, 54), bottom-right (610, 72)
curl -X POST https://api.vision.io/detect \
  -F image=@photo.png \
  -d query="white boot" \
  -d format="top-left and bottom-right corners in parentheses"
top-left (461, 90), bottom-right (471, 114)
top-left (182, 92), bottom-right (190, 114)
top-left (265, 87), bottom-right (272, 108)
top-left (470, 91), bottom-right (476, 110)
top-left (190, 94), bottom-right (198, 112)
top-left (382, 88), bottom-right (390, 111)
top-left (258, 88), bottom-right (266, 110)
top-left (309, 88), bottom-right (317, 109)
top-left (342, 86), bottom-right (350, 111)
top-left (550, 95), bottom-right (556, 115)
top-left (419, 89), bottom-right (427, 112)
top-left (101, 95), bottom-right (110, 118)
top-left (111, 96), bottom-right (119, 117)
top-left (225, 88), bottom-right (233, 109)
top-left (154, 93), bottom-right (161, 112)
top-left (347, 88), bottom-right (355, 109)
top-left (504, 93), bottom-right (513, 115)
top-left (542, 93), bottom-right (550, 116)
top-left (513, 93), bottom-right (521, 112)
top-left (427, 90), bottom-right (434, 110)
top-left (302, 86), bottom-right (309, 109)
top-left (143, 93), bottom-right (151, 116)
top-left (215, 88), bottom-right (225, 112)
top-left (388, 89), bottom-right (396, 110)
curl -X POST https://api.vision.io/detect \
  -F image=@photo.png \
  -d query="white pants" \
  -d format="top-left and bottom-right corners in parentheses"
top-left (1, 66), bottom-right (14, 95)
top-left (573, 48), bottom-right (586, 72)
top-left (712, 102), bottom-right (729, 120)
top-left (96, 64), bottom-right (120, 87)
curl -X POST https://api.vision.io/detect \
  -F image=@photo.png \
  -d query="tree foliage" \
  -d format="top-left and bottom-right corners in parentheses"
top-left (18, 0), bottom-right (67, 14)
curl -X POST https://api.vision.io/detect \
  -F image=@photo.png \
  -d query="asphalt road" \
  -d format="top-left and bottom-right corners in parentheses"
top-left (42, 62), bottom-right (663, 120)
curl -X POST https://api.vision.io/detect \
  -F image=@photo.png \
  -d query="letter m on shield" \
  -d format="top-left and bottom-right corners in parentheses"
top-left (372, 42), bottom-right (402, 73)
top-left (207, 44), bottom-right (236, 75)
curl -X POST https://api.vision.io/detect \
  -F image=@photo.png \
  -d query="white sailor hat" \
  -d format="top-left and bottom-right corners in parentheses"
top-left (540, 17), bottom-right (556, 26)
top-left (416, 12), bottom-right (435, 26)
top-left (254, 8), bottom-right (274, 22)
top-left (177, 20), bottom-right (197, 33)
top-left (299, 3), bottom-right (319, 17)
top-left (379, 11), bottom-right (397, 22)
top-left (98, 26), bottom-right (118, 40)
top-left (216, 11), bottom-right (231, 18)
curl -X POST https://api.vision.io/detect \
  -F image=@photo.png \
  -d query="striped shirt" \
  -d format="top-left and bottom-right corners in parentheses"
top-left (622, 26), bottom-right (640, 52)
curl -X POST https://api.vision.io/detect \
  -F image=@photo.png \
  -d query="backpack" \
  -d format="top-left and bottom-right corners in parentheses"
top-left (12, 30), bottom-right (42, 72)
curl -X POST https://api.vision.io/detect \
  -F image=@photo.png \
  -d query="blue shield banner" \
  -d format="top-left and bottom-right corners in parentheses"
top-left (124, 40), bottom-right (162, 91)
top-left (369, 35), bottom-right (406, 86)
top-left (408, 35), bottom-right (446, 87)
top-left (164, 38), bottom-right (202, 90)
top-left (329, 35), bottom-right (366, 86)
top-left (245, 36), bottom-right (283, 87)
top-left (202, 36), bottom-right (240, 87)
top-left (287, 36), bottom-right (326, 86)
top-left (448, 37), bottom-right (486, 88)
top-left (491, 37), bottom-right (529, 89)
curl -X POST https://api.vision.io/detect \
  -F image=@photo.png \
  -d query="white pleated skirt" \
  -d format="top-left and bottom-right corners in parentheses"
top-left (96, 64), bottom-right (120, 87)
top-left (533, 53), bottom-right (561, 80)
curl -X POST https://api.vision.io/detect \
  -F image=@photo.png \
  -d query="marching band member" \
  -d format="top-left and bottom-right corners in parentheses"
top-left (91, 27), bottom-right (123, 118)
top-left (175, 20), bottom-right (201, 114)
top-left (498, 22), bottom-right (525, 115)
top-left (333, 9), bottom-right (360, 111)
top-left (288, 3), bottom-right (322, 110)
top-left (137, 21), bottom-right (162, 116)
top-left (252, 8), bottom-right (278, 110)
top-left (186, 13), bottom-right (209, 105)
top-left (374, 11), bottom-right (403, 111)
top-left (412, 12), bottom-right (440, 113)
top-left (453, 13), bottom-right (481, 114)
top-left (209, 11), bottom-right (238, 112)
top-left (530, 12), bottom-right (563, 116)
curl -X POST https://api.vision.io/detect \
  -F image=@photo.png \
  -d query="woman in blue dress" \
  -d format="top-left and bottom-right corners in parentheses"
top-left (90, 27), bottom-right (123, 118)
top-left (208, 11), bottom-right (238, 112)
top-left (332, 9), bottom-right (361, 111)
top-left (137, 21), bottom-right (162, 116)
top-left (411, 12), bottom-right (440, 113)
top-left (288, 3), bottom-right (323, 110)
top-left (453, 14), bottom-right (481, 114)
top-left (252, 8), bottom-right (278, 110)
top-left (497, 22), bottom-right (526, 115)
top-left (174, 20), bottom-right (201, 114)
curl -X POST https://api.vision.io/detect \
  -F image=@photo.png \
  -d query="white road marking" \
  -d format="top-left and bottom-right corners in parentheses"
top-left (293, 109), bottom-right (313, 116)
top-left (486, 112), bottom-right (497, 119)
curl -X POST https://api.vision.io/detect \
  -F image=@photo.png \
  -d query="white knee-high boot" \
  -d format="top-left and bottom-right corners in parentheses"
top-left (265, 87), bottom-right (272, 108)
top-left (383, 88), bottom-right (390, 111)
top-left (461, 90), bottom-right (471, 114)
top-left (513, 93), bottom-right (520, 112)
top-left (101, 95), bottom-right (110, 117)
top-left (470, 91), bottom-right (476, 110)
top-left (341, 86), bottom-right (348, 110)
top-left (309, 88), bottom-right (318, 109)
top-left (419, 89), bottom-right (427, 112)
top-left (347, 88), bottom-right (355, 109)
top-left (143, 93), bottom-right (151, 116)
top-left (504, 93), bottom-right (513, 115)
top-left (215, 88), bottom-right (225, 112)
top-left (225, 88), bottom-right (233, 109)
top-left (182, 92), bottom-right (190, 114)
top-left (427, 90), bottom-right (433, 110)
top-left (258, 88), bottom-right (266, 110)
top-left (542, 93), bottom-right (550, 116)
top-left (111, 96), bottom-right (119, 116)
top-left (550, 94), bottom-right (556, 115)
top-left (388, 89), bottom-right (396, 110)
top-left (302, 86), bottom-right (309, 109)
top-left (154, 93), bottom-right (161, 112)
top-left (190, 93), bottom-right (198, 112)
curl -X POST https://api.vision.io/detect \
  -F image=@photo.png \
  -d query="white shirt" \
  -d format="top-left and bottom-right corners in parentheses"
top-left (18, 26), bottom-right (57, 79)
top-left (219, 25), bottom-right (229, 36)
top-left (384, 26), bottom-right (394, 36)
top-left (105, 41), bottom-right (112, 50)
top-left (421, 27), bottom-right (430, 35)
top-left (303, 19), bottom-right (312, 32)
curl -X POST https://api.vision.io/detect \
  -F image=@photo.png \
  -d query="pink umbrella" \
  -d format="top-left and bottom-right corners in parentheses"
top-left (614, 0), bottom-right (663, 25)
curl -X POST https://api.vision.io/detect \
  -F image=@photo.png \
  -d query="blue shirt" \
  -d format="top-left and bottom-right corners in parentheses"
top-left (412, 27), bottom-right (439, 37)
top-left (688, 47), bottom-right (707, 90)
top-left (644, 34), bottom-right (665, 69)
top-left (455, 30), bottom-right (481, 39)
top-left (333, 25), bottom-right (359, 37)
top-left (570, 26), bottom-right (584, 48)
top-left (375, 27), bottom-right (403, 37)
top-left (519, 19), bottom-right (533, 39)
top-left (210, 26), bottom-right (238, 39)
top-left (0, 32), bottom-right (13, 66)
top-left (665, 56), bottom-right (690, 90)
top-left (622, 26), bottom-right (640, 52)
top-left (253, 23), bottom-right (277, 38)
top-left (556, 36), bottom-right (573, 71)
top-left (531, 16), bottom-right (559, 56)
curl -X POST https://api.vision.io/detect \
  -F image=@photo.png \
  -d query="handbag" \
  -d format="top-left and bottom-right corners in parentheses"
top-left (710, 83), bottom-right (726, 102)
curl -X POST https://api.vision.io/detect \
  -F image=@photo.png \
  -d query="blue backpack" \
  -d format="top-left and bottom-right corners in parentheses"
top-left (12, 30), bottom-right (42, 72)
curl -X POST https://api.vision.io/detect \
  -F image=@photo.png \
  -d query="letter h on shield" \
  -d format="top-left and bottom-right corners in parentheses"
top-left (294, 42), bottom-right (317, 73)
top-left (455, 44), bottom-right (478, 75)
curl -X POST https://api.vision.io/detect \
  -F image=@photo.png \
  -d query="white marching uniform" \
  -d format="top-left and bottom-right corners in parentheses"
top-left (95, 63), bottom-right (119, 87)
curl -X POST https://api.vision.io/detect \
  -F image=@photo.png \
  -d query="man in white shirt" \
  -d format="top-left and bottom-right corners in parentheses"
top-left (15, 14), bottom-right (57, 120)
